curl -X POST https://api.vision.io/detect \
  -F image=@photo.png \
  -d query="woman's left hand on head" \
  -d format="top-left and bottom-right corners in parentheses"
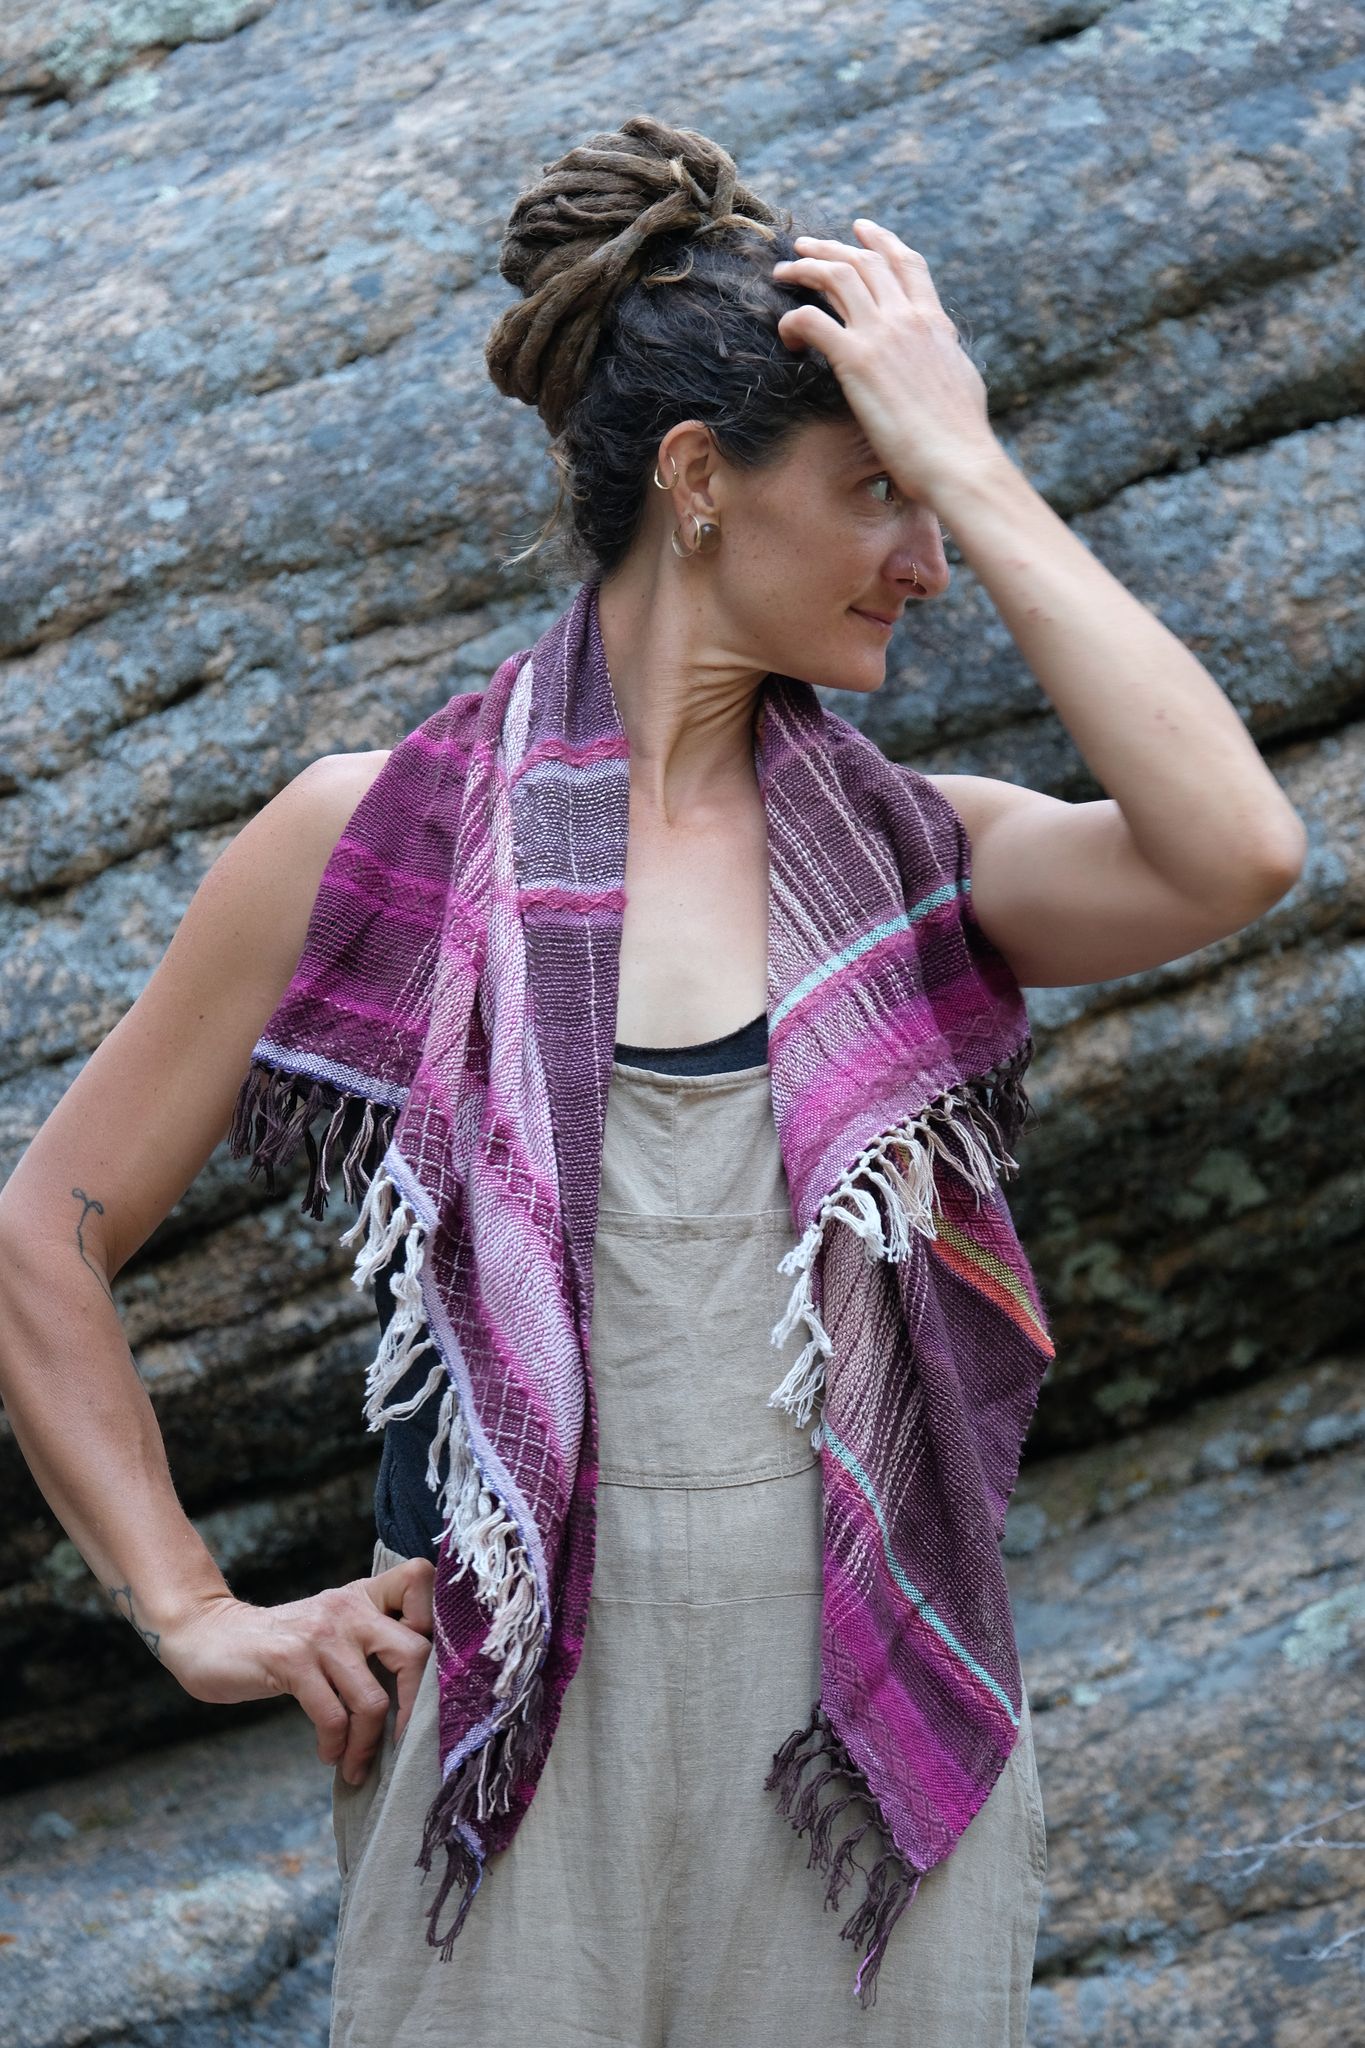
top-left (771, 219), bottom-right (1004, 507)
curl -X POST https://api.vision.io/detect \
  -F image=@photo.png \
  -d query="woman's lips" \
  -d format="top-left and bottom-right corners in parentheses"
top-left (851, 608), bottom-right (897, 630)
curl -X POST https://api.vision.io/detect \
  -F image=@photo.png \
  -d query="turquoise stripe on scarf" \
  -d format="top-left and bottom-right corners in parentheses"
top-left (770, 880), bottom-right (970, 1032)
top-left (821, 1418), bottom-right (1020, 1729)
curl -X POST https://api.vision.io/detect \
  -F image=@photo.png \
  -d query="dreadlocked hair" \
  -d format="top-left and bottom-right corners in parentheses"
top-left (484, 112), bottom-right (853, 579)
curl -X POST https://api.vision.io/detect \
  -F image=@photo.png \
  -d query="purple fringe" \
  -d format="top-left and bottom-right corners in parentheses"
top-left (226, 1059), bottom-right (396, 1221)
top-left (964, 1031), bottom-right (1038, 1174)
top-left (416, 1663), bottom-right (548, 1959)
top-left (766, 1697), bottom-right (924, 2008)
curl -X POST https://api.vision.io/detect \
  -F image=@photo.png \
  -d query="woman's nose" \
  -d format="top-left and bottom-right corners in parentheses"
top-left (897, 526), bottom-right (951, 599)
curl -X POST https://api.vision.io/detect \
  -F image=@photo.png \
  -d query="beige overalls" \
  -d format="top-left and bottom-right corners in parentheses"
top-left (329, 1055), bottom-right (1046, 2046)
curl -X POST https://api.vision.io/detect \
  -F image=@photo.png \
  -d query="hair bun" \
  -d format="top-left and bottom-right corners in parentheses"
top-left (486, 114), bottom-right (784, 436)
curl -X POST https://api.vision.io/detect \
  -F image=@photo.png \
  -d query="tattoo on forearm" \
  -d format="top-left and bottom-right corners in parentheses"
top-left (107, 1582), bottom-right (162, 1662)
top-left (70, 1188), bottom-right (115, 1303)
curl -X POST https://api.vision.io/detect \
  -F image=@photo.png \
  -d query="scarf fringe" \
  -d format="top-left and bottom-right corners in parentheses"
top-left (767, 1055), bottom-right (1031, 1434)
top-left (227, 1058), bottom-right (396, 1221)
top-left (766, 1697), bottom-right (924, 2008)
top-left (965, 1033), bottom-right (1038, 1164)
top-left (340, 1164), bottom-right (545, 1706)
top-left (417, 1658), bottom-right (549, 1959)
top-left (339, 1162), bottom-right (552, 1962)
top-left (230, 1058), bottom-right (558, 1709)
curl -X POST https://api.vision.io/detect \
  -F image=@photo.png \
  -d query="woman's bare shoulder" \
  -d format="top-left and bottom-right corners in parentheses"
top-left (294, 748), bottom-right (392, 856)
top-left (239, 749), bottom-right (393, 950)
top-left (0, 749), bottom-right (396, 1274)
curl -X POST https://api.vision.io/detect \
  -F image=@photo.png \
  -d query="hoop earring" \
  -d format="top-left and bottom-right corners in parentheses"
top-left (653, 461), bottom-right (679, 490)
top-left (670, 512), bottom-right (722, 557)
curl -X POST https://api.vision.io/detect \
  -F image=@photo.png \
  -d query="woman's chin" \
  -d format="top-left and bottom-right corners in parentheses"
top-left (775, 640), bottom-right (888, 695)
top-left (795, 671), bottom-right (886, 698)
top-left (829, 657), bottom-right (888, 696)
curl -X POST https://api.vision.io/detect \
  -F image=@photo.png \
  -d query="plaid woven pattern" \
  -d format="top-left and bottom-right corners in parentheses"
top-left (229, 577), bottom-right (1055, 2006)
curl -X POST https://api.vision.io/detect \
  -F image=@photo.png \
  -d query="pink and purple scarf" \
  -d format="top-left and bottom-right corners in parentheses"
top-left (229, 577), bottom-right (1055, 2006)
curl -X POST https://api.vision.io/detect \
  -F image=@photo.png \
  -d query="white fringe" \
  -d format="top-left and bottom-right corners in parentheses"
top-left (340, 1165), bottom-right (544, 1707)
top-left (767, 1085), bottom-right (1017, 1435)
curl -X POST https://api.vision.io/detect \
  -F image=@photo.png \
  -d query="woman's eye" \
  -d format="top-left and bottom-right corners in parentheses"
top-left (867, 475), bottom-right (898, 504)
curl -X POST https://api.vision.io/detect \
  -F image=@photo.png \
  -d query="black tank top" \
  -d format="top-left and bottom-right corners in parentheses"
top-left (372, 1010), bottom-right (769, 1557)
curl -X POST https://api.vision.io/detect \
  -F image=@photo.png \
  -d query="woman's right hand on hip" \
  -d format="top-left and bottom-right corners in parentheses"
top-left (157, 1556), bottom-right (436, 1784)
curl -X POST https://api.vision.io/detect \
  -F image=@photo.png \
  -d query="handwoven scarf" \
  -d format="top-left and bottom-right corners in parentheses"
top-left (229, 576), bottom-right (1055, 2006)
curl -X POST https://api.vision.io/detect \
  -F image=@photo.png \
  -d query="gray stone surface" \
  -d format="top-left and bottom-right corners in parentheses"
top-left (0, 1698), bottom-right (337, 2048)
top-left (0, 0), bottom-right (1361, 2037)
top-left (1009, 1354), bottom-right (1365, 2045)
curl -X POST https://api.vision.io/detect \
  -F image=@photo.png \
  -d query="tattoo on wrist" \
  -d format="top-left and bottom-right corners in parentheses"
top-left (107, 1582), bottom-right (162, 1662)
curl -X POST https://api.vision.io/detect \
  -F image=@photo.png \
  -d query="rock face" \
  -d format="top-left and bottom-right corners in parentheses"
top-left (1008, 1353), bottom-right (1365, 2045)
top-left (0, 0), bottom-right (1361, 2039)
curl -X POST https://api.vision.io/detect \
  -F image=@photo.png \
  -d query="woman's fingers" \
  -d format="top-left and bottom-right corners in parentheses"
top-left (368, 1611), bottom-right (433, 1753)
top-left (851, 218), bottom-right (948, 315)
top-left (773, 250), bottom-right (881, 328)
top-left (784, 222), bottom-right (946, 322)
top-left (788, 232), bottom-right (898, 306)
top-left (294, 1657), bottom-right (356, 1770)
top-left (268, 1574), bottom-right (434, 1780)
top-left (321, 1604), bottom-right (434, 1780)
top-left (359, 1559), bottom-right (436, 1749)
top-left (366, 1555), bottom-right (435, 1636)
top-left (772, 223), bottom-right (943, 360)
top-left (318, 1642), bottom-right (399, 1785)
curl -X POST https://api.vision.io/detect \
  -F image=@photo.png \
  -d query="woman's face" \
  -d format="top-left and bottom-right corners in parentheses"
top-left (665, 415), bottom-right (952, 697)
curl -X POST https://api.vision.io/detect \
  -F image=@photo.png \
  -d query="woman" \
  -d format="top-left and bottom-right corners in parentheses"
top-left (0, 116), bottom-right (1305, 2045)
